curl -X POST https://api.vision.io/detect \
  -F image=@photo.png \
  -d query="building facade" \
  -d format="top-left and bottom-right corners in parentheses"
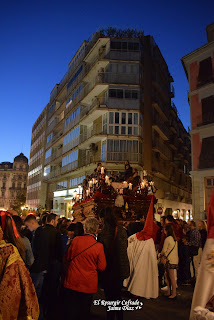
top-left (26, 106), bottom-right (48, 209)
top-left (0, 153), bottom-right (28, 210)
top-left (27, 29), bottom-right (192, 219)
top-left (182, 23), bottom-right (214, 220)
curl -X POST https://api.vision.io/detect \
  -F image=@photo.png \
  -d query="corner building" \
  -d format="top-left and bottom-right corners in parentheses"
top-left (0, 153), bottom-right (28, 210)
top-left (182, 23), bottom-right (214, 220)
top-left (27, 29), bottom-right (192, 219)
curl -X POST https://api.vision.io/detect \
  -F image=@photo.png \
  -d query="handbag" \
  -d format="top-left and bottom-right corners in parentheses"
top-left (159, 241), bottom-right (176, 268)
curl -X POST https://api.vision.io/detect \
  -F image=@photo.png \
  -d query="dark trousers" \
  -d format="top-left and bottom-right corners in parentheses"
top-left (64, 288), bottom-right (93, 320)
top-left (104, 284), bottom-right (123, 320)
top-left (42, 261), bottom-right (62, 320)
top-left (31, 272), bottom-right (45, 319)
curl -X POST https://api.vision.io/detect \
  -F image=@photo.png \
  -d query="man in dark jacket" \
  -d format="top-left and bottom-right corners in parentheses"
top-left (127, 212), bottom-right (145, 237)
top-left (25, 214), bottom-right (49, 318)
top-left (43, 213), bottom-right (63, 320)
top-left (98, 207), bottom-right (130, 320)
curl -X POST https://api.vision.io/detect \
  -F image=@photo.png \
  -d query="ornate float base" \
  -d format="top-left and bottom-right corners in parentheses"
top-left (72, 192), bottom-right (156, 223)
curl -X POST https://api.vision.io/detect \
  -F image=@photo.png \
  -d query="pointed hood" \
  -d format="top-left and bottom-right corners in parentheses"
top-left (136, 197), bottom-right (154, 241)
top-left (207, 189), bottom-right (214, 239)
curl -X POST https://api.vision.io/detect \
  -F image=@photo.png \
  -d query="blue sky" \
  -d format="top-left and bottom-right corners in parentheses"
top-left (0, 0), bottom-right (213, 163)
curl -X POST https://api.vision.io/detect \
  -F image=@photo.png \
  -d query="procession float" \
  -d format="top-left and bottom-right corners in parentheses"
top-left (72, 162), bottom-right (157, 223)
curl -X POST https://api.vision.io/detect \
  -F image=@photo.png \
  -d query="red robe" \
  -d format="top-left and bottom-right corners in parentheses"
top-left (0, 240), bottom-right (39, 320)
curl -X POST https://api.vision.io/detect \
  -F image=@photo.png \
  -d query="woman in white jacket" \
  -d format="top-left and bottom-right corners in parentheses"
top-left (161, 223), bottom-right (178, 299)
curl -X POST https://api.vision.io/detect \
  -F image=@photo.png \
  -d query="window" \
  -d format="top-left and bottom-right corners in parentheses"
top-left (109, 89), bottom-right (124, 99)
top-left (121, 126), bottom-right (126, 134)
top-left (102, 141), bottom-right (107, 161)
top-left (62, 150), bottom-right (78, 167)
top-left (64, 106), bottom-right (80, 127)
top-left (67, 65), bottom-right (83, 89)
top-left (106, 139), bottom-right (142, 162)
top-left (47, 133), bottom-right (53, 143)
top-left (198, 57), bottom-right (213, 87)
top-left (57, 181), bottom-right (67, 190)
top-left (109, 112), bottom-right (114, 124)
top-left (63, 126), bottom-right (80, 147)
top-left (45, 149), bottom-right (52, 159)
top-left (103, 111), bottom-right (141, 136)
top-left (122, 113), bottom-right (126, 124)
top-left (115, 112), bottom-right (119, 124)
top-left (134, 113), bottom-right (138, 125)
top-left (128, 113), bottom-right (132, 124)
top-left (201, 96), bottom-right (214, 125)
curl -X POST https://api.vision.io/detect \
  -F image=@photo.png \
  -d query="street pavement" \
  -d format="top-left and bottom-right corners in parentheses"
top-left (91, 285), bottom-right (194, 320)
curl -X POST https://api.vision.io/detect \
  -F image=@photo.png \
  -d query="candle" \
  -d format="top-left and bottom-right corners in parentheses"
top-left (92, 178), bottom-right (96, 185)
top-left (73, 191), bottom-right (77, 199)
top-left (141, 181), bottom-right (145, 189)
top-left (105, 175), bottom-right (109, 183)
top-left (76, 195), bottom-right (80, 201)
top-left (123, 181), bottom-right (128, 188)
top-left (129, 183), bottom-right (132, 190)
top-left (101, 166), bottom-right (104, 174)
top-left (143, 170), bottom-right (147, 177)
top-left (86, 190), bottom-right (89, 197)
top-left (89, 180), bottom-right (93, 188)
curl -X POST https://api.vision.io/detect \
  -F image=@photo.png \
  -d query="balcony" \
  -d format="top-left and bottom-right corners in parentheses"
top-left (196, 113), bottom-right (214, 127)
top-left (46, 130), bottom-right (63, 150)
top-left (44, 148), bottom-right (63, 165)
top-left (152, 139), bottom-right (172, 160)
top-left (46, 114), bottom-right (64, 135)
top-left (152, 96), bottom-right (169, 120)
top-left (152, 158), bottom-right (169, 179)
top-left (152, 112), bottom-right (170, 140)
top-left (106, 152), bottom-right (143, 164)
top-left (106, 50), bottom-right (141, 61)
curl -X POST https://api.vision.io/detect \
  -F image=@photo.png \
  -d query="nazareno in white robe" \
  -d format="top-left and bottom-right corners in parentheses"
top-left (123, 234), bottom-right (159, 299)
top-left (190, 238), bottom-right (214, 320)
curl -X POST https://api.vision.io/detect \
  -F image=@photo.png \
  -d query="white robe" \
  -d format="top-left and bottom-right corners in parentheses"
top-left (123, 234), bottom-right (159, 299)
top-left (190, 239), bottom-right (214, 320)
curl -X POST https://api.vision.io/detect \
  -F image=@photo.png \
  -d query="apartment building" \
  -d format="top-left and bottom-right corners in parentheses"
top-left (182, 22), bottom-right (214, 220)
top-left (26, 106), bottom-right (48, 208)
top-left (0, 153), bottom-right (28, 210)
top-left (27, 28), bottom-right (192, 219)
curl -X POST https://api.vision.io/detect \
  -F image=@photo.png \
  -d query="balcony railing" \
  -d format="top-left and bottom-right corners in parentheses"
top-left (44, 148), bottom-right (63, 165)
top-left (152, 139), bottom-right (172, 160)
top-left (106, 152), bottom-right (143, 163)
top-left (106, 50), bottom-right (141, 61)
top-left (196, 113), bottom-right (214, 127)
top-left (153, 112), bottom-right (170, 139)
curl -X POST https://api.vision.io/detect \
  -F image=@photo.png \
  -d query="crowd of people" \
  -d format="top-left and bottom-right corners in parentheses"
top-left (0, 203), bottom-right (209, 320)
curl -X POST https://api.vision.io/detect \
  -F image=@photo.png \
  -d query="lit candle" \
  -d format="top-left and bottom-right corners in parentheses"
top-left (141, 181), bottom-right (145, 189)
top-left (129, 183), bottom-right (132, 190)
top-left (143, 170), bottom-right (147, 177)
top-left (92, 178), bottom-right (96, 185)
top-left (86, 189), bottom-right (89, 197)
top-left (89, 180), bottom-right (93, 188)
top-left (101, 167), bottom-right (104, 174)
top-left (73, 191), bottom-right (77, 199)
top-left (105, 175), bottom-right (109, 183)
top-left (123, 181), bottom-right (128, 188)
